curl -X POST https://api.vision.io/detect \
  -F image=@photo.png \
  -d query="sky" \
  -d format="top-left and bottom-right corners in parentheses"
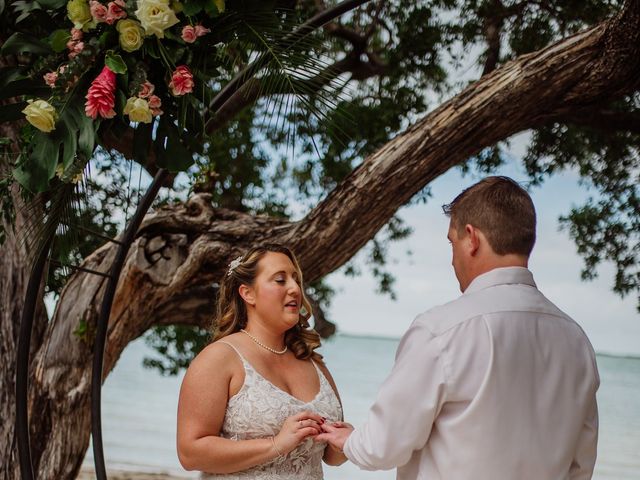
top-left (324, 132), bottom-right (640, 357)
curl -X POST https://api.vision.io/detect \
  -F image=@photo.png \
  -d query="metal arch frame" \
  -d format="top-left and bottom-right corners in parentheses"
top-left (15, 0), bottom-right (371, 478)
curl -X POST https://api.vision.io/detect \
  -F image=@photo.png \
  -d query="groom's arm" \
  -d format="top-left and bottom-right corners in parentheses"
top-left (569, 378), bottom-right (599, 479)
top-left (343, 318), bottom-right (448, 471)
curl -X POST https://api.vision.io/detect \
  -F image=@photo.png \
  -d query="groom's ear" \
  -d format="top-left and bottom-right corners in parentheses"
top-left (465, 224), bottom-right (481, 256)
top-left (238, 284), bottom-right (256, 306)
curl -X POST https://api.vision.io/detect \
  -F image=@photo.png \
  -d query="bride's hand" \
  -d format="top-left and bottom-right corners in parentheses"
top-left (315, 420), bottom-right (354, 453)
top-left (273, 410), bottom-right (324, 455)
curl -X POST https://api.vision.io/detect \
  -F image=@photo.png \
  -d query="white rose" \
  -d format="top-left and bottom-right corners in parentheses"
top-left (134, 0), bottom-right (179, 38)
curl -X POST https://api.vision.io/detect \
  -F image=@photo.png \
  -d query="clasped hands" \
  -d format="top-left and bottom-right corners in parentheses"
top-left (275, 410), bottom-right (353, 456)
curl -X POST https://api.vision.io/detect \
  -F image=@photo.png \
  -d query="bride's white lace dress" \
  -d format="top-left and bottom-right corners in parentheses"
top-left (201, 342), bottom-right (343, 479)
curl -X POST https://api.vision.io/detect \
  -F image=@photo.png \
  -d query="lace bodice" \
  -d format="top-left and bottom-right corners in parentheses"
top-left (201, 342), bottom-right (342, 479)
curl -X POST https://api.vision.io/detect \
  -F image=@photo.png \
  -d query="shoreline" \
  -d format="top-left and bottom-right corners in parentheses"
top-left (78, 467), bottom-right (193, 479)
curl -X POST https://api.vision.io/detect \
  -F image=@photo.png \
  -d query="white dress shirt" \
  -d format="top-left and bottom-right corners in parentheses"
top-left (344, 267), bottom-right (599, 480)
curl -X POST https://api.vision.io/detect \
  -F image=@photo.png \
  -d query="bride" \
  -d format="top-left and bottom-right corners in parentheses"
top-left (177, 244), bottom-right (346, 478)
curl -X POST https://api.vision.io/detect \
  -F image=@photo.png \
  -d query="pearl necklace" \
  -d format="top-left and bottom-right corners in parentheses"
top-left (240, 329), bottom-right (288, 355)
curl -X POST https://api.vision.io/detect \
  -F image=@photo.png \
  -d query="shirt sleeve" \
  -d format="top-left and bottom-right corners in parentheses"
top-left (343, 318), bottom-right (448, 471)
top-left (569, 374), bottom-right (599, 479)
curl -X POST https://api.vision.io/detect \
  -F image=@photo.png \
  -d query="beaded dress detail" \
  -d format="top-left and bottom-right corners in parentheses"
top-left (201, 342), bottom-right (342, 480)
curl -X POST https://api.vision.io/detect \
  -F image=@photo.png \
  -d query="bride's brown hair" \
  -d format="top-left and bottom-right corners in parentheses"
top-left (212, 244), bottom-right (323, 362)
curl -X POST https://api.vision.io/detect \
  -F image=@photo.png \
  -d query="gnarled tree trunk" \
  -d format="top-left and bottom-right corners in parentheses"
top-left (1, 1), bottom-right (639, 478)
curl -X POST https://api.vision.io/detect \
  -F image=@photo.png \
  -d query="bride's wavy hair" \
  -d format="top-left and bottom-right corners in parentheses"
top-left (212, 243), bottom-right (323, 362)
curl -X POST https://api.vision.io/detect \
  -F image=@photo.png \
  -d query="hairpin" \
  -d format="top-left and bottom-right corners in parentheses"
top-left (227, 255), bottom-right (243, 276)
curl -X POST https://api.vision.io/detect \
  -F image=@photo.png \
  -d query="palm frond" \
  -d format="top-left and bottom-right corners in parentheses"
top-left (206, 7), bottom-right (356, 155)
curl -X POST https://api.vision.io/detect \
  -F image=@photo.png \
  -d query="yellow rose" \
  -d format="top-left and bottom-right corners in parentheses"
top-left (117, 19), bottom-right (145, 52)
top-left (134, 0), bottom-right (180, 38)
top-left (67, 0), bottom-right (93, 30)
top-left (22, 100), bottom-right (58, 133)
top-left (123, 97), bottom-right (152, 123)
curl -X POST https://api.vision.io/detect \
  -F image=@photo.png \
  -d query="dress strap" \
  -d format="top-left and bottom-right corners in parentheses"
top-left (310, 359), bottom-right (327, 386)
top-left (217, 341), bottom-right (250, 367)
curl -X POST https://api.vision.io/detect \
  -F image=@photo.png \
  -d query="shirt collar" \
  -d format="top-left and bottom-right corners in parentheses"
top-left (464, 266), bottom-right (536, 295)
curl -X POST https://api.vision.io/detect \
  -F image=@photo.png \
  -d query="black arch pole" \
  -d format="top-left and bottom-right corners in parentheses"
top-left (15, 237), bottom-right (53, 480)
top-left (92, 168), bottom-right (169, 480)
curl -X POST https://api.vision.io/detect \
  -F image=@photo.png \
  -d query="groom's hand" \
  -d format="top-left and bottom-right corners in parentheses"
top-left (315, 421), bottom-right (354, 453)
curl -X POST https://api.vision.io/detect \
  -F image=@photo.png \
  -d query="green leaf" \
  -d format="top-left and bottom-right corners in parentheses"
top-left (99, 30), bottom-right (117, 48)
top-left (36, 0), bottom-right (67, 8)
top-left (0, 67), bottom-right (28, 88)
top-left (60, 116), bottom-right (78, 169)
top-left (12, 1), bottom-right (42, 23)
top-left (65, 102), bottom-right (96, 158)
top-left (1, 32), bottom-right (53, 55)
top-left (208, 0), bottom-right (224, 14)
top-left (13, 132), bottom-right (60, 193)
top-left (182, 0), bottom-right (206, 16)
top-left (154, 118), bottom-right (194, 172)
top-left (49, 29), bottom-right (71, 53)
top-left (143, 41), bottom-right (160, 59)
top-left (115, 88), bottom-right (127, 116)
top-left (0, 78), bottom-right (50, 101)
top-left (0, 0), bottom-right (5, 16)
top-left (105, 51), bottom-right (127, 74)
top-left (34, 132), bottom-right (61, 181)
top-left (0, 101), bottom-right (28, 123)
top-left (133, 123), bottom-right (153, 165)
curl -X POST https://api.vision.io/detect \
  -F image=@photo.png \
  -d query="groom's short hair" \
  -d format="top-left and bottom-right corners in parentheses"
top-left (442, 176), bottom-right (536, 256)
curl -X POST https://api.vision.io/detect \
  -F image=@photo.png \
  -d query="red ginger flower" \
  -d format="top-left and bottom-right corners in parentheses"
top-left (169, 65), bottom-right (194, 96)
top-left (85, 66), bottom-right (117, 119)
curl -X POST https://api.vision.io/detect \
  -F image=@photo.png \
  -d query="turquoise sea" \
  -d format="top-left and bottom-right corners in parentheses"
top-left (83, 334), bottom-right (640, 479)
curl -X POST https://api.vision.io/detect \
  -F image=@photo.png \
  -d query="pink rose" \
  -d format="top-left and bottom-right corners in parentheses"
top-left (68, 41), bottom-right (84, 59)
top-left (43, 72), bottom-right (58, 88)
top-left (168, 65), bottom-right (194, 96)
top-left (90, 0), bottom-right (108, 23)
top-left (85, 66), bottom-right (117, 119)
top-left (106, 0), bottom-right (127, 25)
top-left (148, 95), bottom-right (163, 116)
top-left (58, 64), bottom-right (68, 75)
top-left (138, 80), bottom-right (155, 99)
top-left (181, 25), bottom-right (197, 43)
top-left (71, 28), bottom-right (83, 41)
top-left (194, 25), bottom-right (210, 37)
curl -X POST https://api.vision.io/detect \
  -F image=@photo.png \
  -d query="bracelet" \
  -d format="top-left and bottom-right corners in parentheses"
top-left (271, 436), bottom-right (284, 458)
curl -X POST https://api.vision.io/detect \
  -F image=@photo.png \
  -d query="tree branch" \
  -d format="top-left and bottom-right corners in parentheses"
top-left (479, 0), bottom-right (506, 75)
top-left (284, 0), bottom-right (640, 279)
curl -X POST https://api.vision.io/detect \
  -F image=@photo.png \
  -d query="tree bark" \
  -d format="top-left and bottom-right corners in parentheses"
top-left (0, 124), bottom-right (50, 478)
top-left (1, 1), bottom-right (639, 479)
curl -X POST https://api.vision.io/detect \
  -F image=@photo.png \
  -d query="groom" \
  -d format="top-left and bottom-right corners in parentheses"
top-left (317, 176), bottom-right (600, 479)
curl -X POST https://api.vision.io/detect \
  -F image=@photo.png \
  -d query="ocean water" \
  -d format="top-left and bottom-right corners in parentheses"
top-left (83, 334), bottom-right (640, 479)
